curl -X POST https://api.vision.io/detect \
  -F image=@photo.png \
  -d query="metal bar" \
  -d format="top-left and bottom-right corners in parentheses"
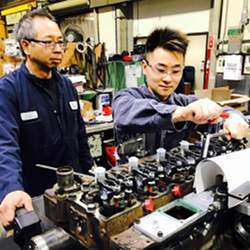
top-left (35, 164), bottom-right (88, 178)
top-left (202, 130), bottom-right (226, 158)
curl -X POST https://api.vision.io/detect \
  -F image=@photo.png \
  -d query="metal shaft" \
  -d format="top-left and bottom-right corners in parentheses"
top-left (35, 164), bottom-right (88, 178)
top-left (202, 130), bottom-right (226, 158)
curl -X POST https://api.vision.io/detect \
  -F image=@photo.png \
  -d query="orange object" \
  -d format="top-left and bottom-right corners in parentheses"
top-left (172, 185), bottom-right (183, 197)
top-left (144, 198), bottom-right (154, 212)
top-left (147, 185), bottom-right (153, 194)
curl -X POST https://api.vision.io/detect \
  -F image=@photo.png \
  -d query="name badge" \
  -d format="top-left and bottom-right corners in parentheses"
top-left (20, 111), bottom-right (38, 121)
top-left (69, 101), bottom-right (78, 110)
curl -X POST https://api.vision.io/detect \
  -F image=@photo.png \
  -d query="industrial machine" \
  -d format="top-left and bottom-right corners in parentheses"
top-left (3, 132), bottom-right (249, 250)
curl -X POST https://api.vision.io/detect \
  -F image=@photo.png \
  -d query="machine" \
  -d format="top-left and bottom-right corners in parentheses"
top-left (3, 132), bottom-right (249, 250)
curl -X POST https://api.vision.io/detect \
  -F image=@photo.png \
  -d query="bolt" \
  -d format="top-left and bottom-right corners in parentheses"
top-left (134, 218), bottom-right (140, 224)
top-left (157, 231), bottom-right (163, 237)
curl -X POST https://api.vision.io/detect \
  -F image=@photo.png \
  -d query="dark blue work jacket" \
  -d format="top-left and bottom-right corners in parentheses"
top-left (113, 85), bottom-right (198, 154)
top-left (113, 85), bottom-right (238, 154)
top-left (0, 64), bottom-right (92, 201)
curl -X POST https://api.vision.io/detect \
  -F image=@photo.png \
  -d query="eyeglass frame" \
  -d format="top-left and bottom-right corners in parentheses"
top-left (144, 59), bottom-right (184, 79)
top-left (26, 38), bottom-right (66, 49)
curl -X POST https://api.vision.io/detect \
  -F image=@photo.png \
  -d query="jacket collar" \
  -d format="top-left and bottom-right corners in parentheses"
top-left (20, 63), bottom-right (63, 87)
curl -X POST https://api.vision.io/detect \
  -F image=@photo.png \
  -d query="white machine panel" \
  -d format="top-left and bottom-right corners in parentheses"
top-left (134, 199), bottom-right (207, 242)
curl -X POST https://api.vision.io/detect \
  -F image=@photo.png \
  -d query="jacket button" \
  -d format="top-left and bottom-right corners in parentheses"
top-left (53, 110), bottom-right (58, 114)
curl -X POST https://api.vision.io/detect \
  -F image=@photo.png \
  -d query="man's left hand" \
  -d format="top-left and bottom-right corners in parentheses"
top-left (223, 114), bottom-right (249, 140)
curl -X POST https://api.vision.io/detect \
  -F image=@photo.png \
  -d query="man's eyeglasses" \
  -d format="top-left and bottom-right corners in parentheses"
top-left (145, 59), bottom-right (184, 79)
top-left (26, 38), bottom-right (66, 49)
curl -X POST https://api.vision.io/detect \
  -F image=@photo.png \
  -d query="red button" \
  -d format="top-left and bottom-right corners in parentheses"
top-left (144, 198), bottom-right (154, 212)
top-left (172, 185), bottom-right (183, 197)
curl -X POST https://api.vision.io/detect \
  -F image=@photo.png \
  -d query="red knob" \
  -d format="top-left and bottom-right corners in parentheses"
top-left (144, 198), bottom-right (154, 212)
top-left (172, 185), bottom-right (183, 197)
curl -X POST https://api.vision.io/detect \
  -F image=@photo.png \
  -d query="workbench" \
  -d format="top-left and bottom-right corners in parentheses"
top-left (86, 122), bottom-right (113, 134)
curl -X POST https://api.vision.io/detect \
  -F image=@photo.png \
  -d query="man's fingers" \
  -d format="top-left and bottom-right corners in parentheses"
top-left (223, 125), bottom-right (231, 140)
top-left (208, 117), bottom-right (222, 124)
top-left (0, 203), bottom-right (15, 226)
top-left (223, 114), bottom-right (249, 140)
top-left (225, 134), bottom-right (231, 140)
top-left (23, 197), bottom-right (33, 211)
top-left (187, 99), bottom-right (223, 125)
top-left (0, 191), bottom-right (33, 226)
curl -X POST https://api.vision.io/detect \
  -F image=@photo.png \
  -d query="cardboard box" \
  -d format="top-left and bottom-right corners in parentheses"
top-left (79, 100), bottom-right (95, 122)
top-left (195, 86), bottom-right (250, 112)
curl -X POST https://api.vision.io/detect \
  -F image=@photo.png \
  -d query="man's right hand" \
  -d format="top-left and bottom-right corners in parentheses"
top-left (172, 98), bottom-right (223, 124)
top-left (0, 191), bottom-right (33, 226)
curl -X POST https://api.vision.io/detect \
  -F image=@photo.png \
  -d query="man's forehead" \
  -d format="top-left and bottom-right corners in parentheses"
top-left (147, 51), bottom-right (184, 66)
top-left (148, 48), bottom-right (183, 59)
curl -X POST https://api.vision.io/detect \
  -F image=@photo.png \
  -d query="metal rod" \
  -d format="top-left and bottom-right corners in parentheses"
top-left (208, 130), bottom-right (226, 139)
top-left (202, 130), bottom-right (226, 158)
top-left (35, 164), bottom-right (88, 178)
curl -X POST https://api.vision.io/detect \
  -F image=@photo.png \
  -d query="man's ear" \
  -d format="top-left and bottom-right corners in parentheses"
top-left (141, 59), bottom-right (147, 67)
top-left (141, 60), bottom-right (147, 74)
top-left (20, 39), bottom-right (30, 55)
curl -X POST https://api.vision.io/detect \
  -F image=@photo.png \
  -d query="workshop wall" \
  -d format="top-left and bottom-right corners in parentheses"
top-left (220, 0), bottom-right (250, 41)
top-left (98, 0), bottom-right (211, 55)
top-left (133, 0), bottom-right (210, 37)
top-left (98, 6), bottom-right (116, 55)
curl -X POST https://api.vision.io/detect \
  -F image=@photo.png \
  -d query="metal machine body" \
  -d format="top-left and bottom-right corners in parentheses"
top-left (8, 133), bottom-right (249, 250)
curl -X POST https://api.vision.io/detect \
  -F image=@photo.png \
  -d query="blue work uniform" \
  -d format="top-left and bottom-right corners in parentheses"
top-left (0, 64), bottom-right (92, 201)
top-left (113, 85), bottom-right (242, 154)
top-left (113, 85), bottom-right (198, 154)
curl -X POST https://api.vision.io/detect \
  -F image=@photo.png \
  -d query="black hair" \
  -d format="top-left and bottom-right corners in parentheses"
top-left (145, 27), bottom-right (189, 56)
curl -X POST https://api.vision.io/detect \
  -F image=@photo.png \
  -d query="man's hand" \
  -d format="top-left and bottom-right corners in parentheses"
top-left (0, 191), bottom-right (33, 226)
top-left (172, 98), bottom-right (223, 124)
top-left (223, 113), bottom-right (249, 140)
